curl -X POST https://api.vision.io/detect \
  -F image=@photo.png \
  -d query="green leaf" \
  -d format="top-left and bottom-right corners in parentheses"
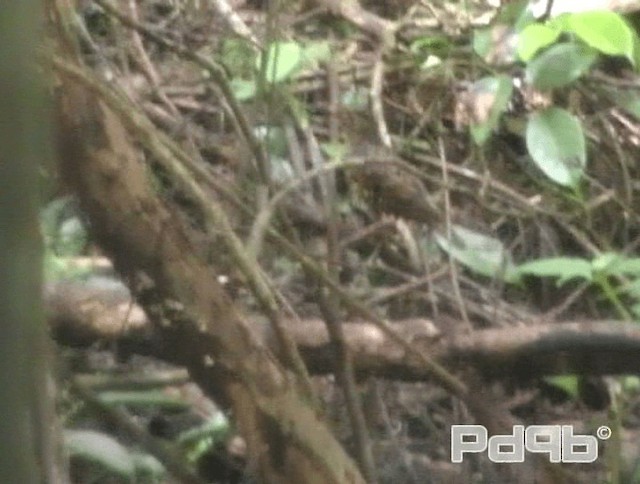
top-left (64, 430), bottom-right (137, 478)
top-left (469, 75), bottom-right (513, 145)
top-left (565, 10), bottom-right (635, 62)
top-left (515, 257), bottom-right (592, 285)
top-left (518, 24), bottom-right (561, 61)
top-left (591, 252), bottom-right (620, 273)
top-left (220, 38), bottom-right (256, 78)
top-left (544, 375), bottom-right (580, 399)
top-left (260, 41), bottom-right (303, 84)
top-left (98, 390), bottom-right (188, 410)
top-left (230, 78), bottom-right (257, 101)
top-left (435, 225), bottom-right (519, 282)
top-left (606, 257), bottom-right (640, 276)
top-left (525, 107), bottom-right (586, 187)
top-left (525, 42), bottom-right (597, 90)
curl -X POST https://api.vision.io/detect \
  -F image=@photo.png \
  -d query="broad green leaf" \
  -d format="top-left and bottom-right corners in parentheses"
top-left (518, 24), bottom-right (561, 61)
top-left (526, 107), bottom-right (586, 187)
top-left (525, 42), bottom-right (597, 90)
top-left (606, 257), bottom-right (640, 276)
top-left (260, 41), bottom-right (303, 83)
top-left (565, 10), bottom-right (635, 62)
top-left (515, 257), bottom-right (592, 285)
top-left (547, 13), bottom-right (571, 32)
top-left (435, 225), bottom-right (519, 282)
top-left (469, 75), bottom-right (514, 145)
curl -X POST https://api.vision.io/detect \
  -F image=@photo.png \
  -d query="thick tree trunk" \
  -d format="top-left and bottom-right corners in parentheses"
top-left (48, 2), bottom-right (365, 482)
top-left (0, 1), bottom-right (61, 482)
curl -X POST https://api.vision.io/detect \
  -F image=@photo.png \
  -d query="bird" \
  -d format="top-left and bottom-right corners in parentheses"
top-left (349, 160), bottom-right (442, 226)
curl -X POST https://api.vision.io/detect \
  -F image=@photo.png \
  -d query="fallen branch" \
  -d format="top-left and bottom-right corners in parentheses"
top-left (46, 279), bottom-right (640, 380)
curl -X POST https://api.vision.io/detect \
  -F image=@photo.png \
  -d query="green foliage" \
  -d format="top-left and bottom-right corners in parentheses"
top-left (525, 42), bottom-right (597, 90)
top-left (545, 375), bottom-right (580, 399)
top-left (515, 256), bottom-right (592, 285)
top-left (507, 10), bottom-right (640, 188)
top-left (97, 390), bottom-right (189, 410)
top-left (260, 41), bottom-right (303, 84)
top-left (563, 11), bottom-right (636, 64)
top-left (515, 252), bottom-right (640, 320)
top-left (525, 107), bottom-right (586, 188)
top-left (435, 225), bottom-right (520, 283)
top-left (519, 10), bottom-right (639, 66)
top-left (410, 35), bottom-right (451, 70)
top-left (177, 413), bottom-right (230, 464)
top-left (517, 24), bottom-right (561, 61)
top-left (225, 39), bottom-right (331, 101)
top-left (64, 429), bottom-right (165, 482)
top-left (469, 10), bottom-right (640, 184)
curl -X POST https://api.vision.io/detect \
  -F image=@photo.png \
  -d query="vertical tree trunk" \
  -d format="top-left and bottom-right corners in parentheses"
top-left (0, 0), bottom-right (64, 483)
top-left (47, 1), bottom-right (366, 482)
top-left (0, 1), bottom-right (61, 482)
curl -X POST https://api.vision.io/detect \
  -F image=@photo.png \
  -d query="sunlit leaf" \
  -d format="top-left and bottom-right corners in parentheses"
top-left (526, 107), bottom-right (586, 187)
top-left (545, 375), bottom-right (580, 399)
top-left (518, 23), bottom-right (561, 61)
top-left (260, 41), bottom-right (303, 83)
top-left (565, 10), bottom-right (635, 62)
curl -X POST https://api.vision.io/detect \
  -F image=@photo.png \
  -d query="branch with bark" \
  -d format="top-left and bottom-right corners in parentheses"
top-left (47, 278), bottom-right (640, 381)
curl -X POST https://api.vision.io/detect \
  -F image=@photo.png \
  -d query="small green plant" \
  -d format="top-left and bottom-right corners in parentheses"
top-left (516, 252), bottom-right (640, 321)
top-left (224, 39), bottom-right (331, 101)
top-left (471, 9), bottom-right (640, 191)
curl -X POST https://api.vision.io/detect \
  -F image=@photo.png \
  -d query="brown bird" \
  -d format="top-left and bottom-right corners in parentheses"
top-left (350, 161), bottom-right (441, 226)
